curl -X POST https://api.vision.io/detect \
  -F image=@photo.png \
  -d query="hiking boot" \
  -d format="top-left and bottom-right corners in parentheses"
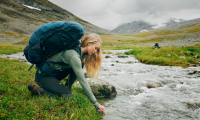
top-left (28, 83), bottom-right (41, 95)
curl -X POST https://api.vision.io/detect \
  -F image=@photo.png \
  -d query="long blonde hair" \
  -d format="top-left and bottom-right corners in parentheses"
top-left (80, 33), bottom-right (102, 78)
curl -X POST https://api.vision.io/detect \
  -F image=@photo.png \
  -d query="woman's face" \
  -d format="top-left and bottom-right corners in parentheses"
top-left (87, 42), bottom-right (101, 55)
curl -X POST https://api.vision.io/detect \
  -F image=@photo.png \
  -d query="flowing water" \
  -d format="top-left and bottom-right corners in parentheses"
top-left (98, 50), bottom-right (200, 120)
top-left (1, 51), bottom-right (200, 120)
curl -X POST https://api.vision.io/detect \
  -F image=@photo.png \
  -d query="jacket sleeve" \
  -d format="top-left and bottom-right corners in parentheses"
top-left (68, 55), bottom-right (100, 107)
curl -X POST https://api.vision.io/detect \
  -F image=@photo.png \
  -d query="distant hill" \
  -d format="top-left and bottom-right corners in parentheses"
top-left (111, 21), bottom-right (154, 34)
top-left (112, 17), bottom-right (200, 34)
top-left (162, 17), bottom-right (200, 29)
top-left (0, 0), bottom-right (112, 35)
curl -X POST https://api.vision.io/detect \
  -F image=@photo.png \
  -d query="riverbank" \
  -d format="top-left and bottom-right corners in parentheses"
top-left (99, 50), bottom-right (200, 120)
top-left (1, 44), bottom-right (200, 119)
top-left (0, 45), bottom-right (102, 119)
top-left (124, 44), bottom-right (200, 67)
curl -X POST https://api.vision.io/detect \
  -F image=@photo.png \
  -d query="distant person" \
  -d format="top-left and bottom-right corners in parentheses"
top-left (152, 43), bottom-right (160, 49)
top-left (27, 22), bottom-right (104, 114)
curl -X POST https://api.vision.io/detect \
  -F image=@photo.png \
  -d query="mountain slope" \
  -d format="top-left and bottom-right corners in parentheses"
top-left (0, 0), bottom-right (112, 35)
top-left (112, 17), bottom-right (200, 34)
top-left (163, 18), bottom-right (200, 29)
top-left (111, 21), bottom-right (154, 34)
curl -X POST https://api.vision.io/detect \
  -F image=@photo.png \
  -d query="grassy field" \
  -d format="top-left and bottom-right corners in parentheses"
top-left (0, 44), bottom-right (102, 119)
top-left (0, 44), bottom-right (25, 54)
top-left (8, 22), bottom-right (200, 49)
top-left (124, 44), bottom-right (200, 67)
top-left (99, 23), bottom-right (200, 67)
top-left (100, 23), bottom-right (200, 48)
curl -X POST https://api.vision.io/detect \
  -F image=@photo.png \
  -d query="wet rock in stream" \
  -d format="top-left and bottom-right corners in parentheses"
top-left (123, 89), bottom-right (144, 95)
top-left (147, 82), bottom-right (161, 88)
top-left (111, 60), bottom-right (119, 63)
top-left (105, 55), bottom-right (111, 58)
top-left (188, 70), bottom-right (200, 75)
top-left (125, 61), bottom-right (135, 64)
top-left (117, 55), bottom-right (128, 58)
top-left (74, 79), bottom-right (117, 98)
top-left (188, 64), bottom-right (198, 67)
top-left (186, 102), bottom-right (200, 110)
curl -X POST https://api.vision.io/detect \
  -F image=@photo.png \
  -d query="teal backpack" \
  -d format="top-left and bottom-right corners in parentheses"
top-left (23, 21), bottom-right (84, 74)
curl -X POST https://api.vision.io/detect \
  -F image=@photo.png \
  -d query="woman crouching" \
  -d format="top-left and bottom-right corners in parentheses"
top-left (28, 33), bottom-right (104, 114)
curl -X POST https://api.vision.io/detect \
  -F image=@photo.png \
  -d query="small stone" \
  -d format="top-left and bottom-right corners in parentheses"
top-left (147, 82), bottom-right (161, 88)
top-left (111, 64), bottom-right (114, 66)
top-left (193, 55), bottom-right (199, 58)
top-left (179, 56), bottom-right (186, 59)
top-left (186, 102), bottom-right (200, 110)
top-left (117, 55), bottom-right (128, 58)
top-left (180, 81), bottom-right (184, 84)
top-left (167, 54), bottom-right (171, 57)
top-left (188, 72), bottom-right (194, 75)
top-left (174, 54), bottom-right (178, 57)
top-left (105, 55), bottom-right (111, 58)
top-left (188, 64), bottom-right (197, 67)
top-left (186, 51), bottom-right (194, 55)
top-left (126, 61), bottom-right (135, 64)
top-left (169, 84), bottom-right (176, 89)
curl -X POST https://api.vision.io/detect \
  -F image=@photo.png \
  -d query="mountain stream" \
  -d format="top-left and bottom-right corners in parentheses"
top-left (1, 51), bottom-right (200, 120)
top-left (99, 50), bottom-right (200, 120)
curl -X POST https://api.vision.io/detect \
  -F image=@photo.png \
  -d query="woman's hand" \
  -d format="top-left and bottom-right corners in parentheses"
top-left (98, 105), bottom-right (105, 114)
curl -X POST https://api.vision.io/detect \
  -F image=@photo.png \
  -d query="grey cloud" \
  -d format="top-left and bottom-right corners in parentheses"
top-left (111, 0), bottom-right (200, 14)
top-left (49, 0), bottom-right (200, 29)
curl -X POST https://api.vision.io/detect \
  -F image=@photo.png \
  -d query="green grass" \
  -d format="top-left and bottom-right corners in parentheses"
top-left (99, 23), bottom-right (200, 67)
top-left (0, 45), bottom-right (102, 119)
top-left (124, 44), bottom-right (200, 67)
top-left (0, 44), bottom-right (25, 55)
top-left (102, 46), bottom-right (133, 50)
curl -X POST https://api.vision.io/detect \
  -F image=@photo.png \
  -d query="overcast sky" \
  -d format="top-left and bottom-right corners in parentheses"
top-left (49, 0), bottom-right (200, 30)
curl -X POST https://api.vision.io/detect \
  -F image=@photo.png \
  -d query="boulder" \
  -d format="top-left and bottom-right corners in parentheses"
top-left (147, 82), bottom-right (161, 88)
top-left (74, 79), bottom-right (117, 98)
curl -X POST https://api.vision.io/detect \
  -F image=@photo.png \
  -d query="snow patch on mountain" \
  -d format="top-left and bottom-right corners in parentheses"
top-left (22, 4), bottom-right (41, 11)
top-left (152, 23), bottom-right (166, 29)
top-left (140, 30), bottom-right (149, 32)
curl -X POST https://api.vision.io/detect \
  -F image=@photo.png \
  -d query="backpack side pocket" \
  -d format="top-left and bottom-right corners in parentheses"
top-left (40, 63), bottom-right (55, 75)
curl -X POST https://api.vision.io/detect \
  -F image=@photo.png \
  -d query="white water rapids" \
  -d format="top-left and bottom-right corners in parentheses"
top-left (1, 51), bottom-right (200, 120)
top-left (99, 50), bottom-right (200, 120)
